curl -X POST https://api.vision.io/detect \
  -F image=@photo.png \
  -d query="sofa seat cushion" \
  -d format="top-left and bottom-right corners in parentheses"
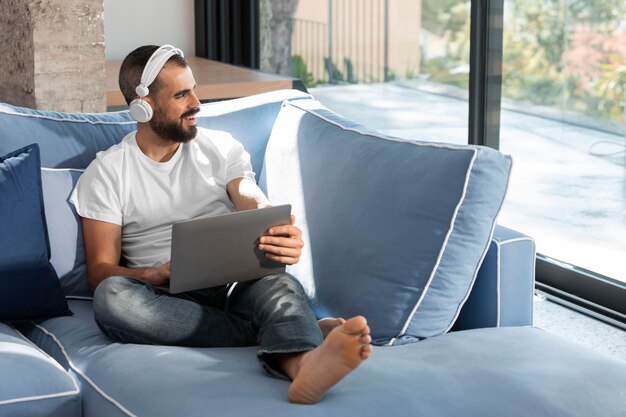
top-left (19, 300), bottom-right (626, 417)
top-left (261, 100), bottom-right (512, 344)
top-left (0, 322), bottom-right (80, 417)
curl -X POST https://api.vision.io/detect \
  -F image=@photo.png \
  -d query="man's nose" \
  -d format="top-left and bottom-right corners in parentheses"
top-left (189, 91), bottom-right (201, 108)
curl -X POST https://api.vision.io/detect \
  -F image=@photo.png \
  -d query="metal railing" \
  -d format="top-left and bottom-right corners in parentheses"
top-left (290, 0), bottom-right (389, 86)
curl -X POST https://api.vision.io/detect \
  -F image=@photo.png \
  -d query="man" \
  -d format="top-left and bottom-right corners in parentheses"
top-left (70, 45), bottom-right (371, 404)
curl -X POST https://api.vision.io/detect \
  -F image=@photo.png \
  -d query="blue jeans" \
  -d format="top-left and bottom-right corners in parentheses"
top-left (93, 273), bottom-right (323, 378)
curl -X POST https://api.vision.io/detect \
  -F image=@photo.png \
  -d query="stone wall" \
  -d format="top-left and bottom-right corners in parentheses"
top-left (259, 0), bottom-right (298, 76)
top-left (0, 0), bottom-right (106, 112)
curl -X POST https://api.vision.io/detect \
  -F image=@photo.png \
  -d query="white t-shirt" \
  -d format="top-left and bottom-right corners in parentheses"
top-left (70, 128), bottom-right (255, 268)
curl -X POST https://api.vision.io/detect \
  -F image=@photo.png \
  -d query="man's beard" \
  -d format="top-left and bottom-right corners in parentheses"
top-left (149, 106), bottom-right (200, 143)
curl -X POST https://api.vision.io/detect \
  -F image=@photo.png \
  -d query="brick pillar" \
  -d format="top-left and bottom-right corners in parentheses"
top-left (0, 0), bottom-right (106, 113)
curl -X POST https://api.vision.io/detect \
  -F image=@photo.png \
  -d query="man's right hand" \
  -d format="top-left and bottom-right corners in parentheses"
top-left (141, 261), bottom-right (171, 286)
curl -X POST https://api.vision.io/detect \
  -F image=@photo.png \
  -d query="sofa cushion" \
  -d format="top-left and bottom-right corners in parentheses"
top-left (0, 322), bottom-right (80, 417)
top-left (0, 144), bottom-right (71, 321)
top-left (41, 168), bottom-right (90, 298)
top-left (261, 100), bottom-right (512, 344)
top-left (20, 300), bottom-right (626, 417)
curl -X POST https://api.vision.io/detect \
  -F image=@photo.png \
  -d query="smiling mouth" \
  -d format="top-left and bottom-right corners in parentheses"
top-left (181, 108), bottom-right (200, 123)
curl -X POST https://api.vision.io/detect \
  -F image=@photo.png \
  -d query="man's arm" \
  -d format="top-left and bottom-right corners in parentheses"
top-left (226, 177), bottom-right (271, 211)
top-left (226, 177), bottom-right (304, 265)
top-left (82, 218), bottom-right (170, 292)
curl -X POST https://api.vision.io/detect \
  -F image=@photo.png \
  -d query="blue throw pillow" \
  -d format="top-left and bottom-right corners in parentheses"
top-left (261, 100), bottom-right (511, 345)
top-left (0, 144), bottom-right (71, 320)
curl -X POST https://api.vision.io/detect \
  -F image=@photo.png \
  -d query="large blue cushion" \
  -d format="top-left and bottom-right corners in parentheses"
top-left (0, 323), bottom-right (80, 417)
top-left (261, 100), bottom-right (512, 344)
top-left (19, 300), bottom-right (626, 417)
top-left (0, 144), bottom-right (71, 321)
top-left (41, 168), bottom-right (90, 298)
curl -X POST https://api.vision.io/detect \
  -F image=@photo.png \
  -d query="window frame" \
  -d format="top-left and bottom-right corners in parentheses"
top-left (471, 0), bottom-right (626, 328)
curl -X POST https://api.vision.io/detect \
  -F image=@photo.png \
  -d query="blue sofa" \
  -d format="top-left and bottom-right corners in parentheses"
top-left (1, 90), bottom-right (625, 417)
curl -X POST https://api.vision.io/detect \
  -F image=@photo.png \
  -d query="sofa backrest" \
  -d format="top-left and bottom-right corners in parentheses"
top-left (0, 89), bottom-right (312, 175)
top-left (0, 90), bottom-right (312, 298)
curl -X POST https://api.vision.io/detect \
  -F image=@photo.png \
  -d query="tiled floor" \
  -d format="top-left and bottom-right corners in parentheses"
top-left (533, 296), bottom-right (626, 362)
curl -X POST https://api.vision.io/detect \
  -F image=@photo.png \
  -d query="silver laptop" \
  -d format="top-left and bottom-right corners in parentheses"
top-left (165, 204), bottom-right (292, 293)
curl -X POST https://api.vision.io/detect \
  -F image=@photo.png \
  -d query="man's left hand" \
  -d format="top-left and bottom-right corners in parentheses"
top-left (258, 215), bottom-right (304, 265)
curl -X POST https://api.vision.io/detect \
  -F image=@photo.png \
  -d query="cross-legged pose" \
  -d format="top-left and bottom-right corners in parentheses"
top-left (70, 44), bottom-right (372, 404)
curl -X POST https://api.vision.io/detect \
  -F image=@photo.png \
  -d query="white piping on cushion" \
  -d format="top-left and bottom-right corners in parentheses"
top-left (496, 241), bottom-right (502, 327)
top-left (495, 237), bottom-right (535, 327)
top-left (33, 324), bottom-right (138, 417)
top-left (41, 167), bottom-right (85, 173)
top-left (0, 326), bottom-right (80, 407)
top-left (497, 236), bottom-right (536, 325)
top-left (396, 149), bottom-right (479, 342)
top-left (445, 223), bottom-right (501, 333)
top-left (0, 390), bottom-right (80, 407)
top-left (0, 106), bottom-right (136, 125)
top-left (497, 237), bottom-right (534, 245)
top-left (443, 156), bottom-right (514, 334)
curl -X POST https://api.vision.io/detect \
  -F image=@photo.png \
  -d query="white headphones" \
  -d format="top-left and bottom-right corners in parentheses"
top-left (129, 45), bottom-right (185, 123)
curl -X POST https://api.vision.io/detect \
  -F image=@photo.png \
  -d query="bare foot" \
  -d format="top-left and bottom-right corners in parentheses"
top-left (288, 316), bottom-right (372, 404)
top-left (317, 317), bottom-right (345, 339)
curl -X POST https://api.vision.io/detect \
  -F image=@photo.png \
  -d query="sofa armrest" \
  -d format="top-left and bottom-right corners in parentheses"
top-left (452, 225), bottom-right (536, 331)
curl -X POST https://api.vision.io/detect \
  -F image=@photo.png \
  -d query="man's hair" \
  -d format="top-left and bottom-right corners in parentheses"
top-left (118, 45), bottom-right (188, 105)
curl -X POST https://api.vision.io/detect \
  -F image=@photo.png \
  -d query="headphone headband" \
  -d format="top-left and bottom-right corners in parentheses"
top-left (135, 45), bottom-right (184, 98)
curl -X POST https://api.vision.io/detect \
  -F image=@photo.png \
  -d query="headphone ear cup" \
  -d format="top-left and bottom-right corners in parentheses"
top-left (129, 98), bottom-right (153, 123)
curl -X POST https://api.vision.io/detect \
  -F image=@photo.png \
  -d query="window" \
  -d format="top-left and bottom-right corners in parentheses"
top-left (499, 0), bottom-right (626, 286)
top-left (261, 0), bottom-right (626, 325)
top-left (290, 0), bottom-right (471, 146)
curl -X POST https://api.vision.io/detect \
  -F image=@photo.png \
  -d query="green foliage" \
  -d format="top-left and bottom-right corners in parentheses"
top-left (344, 58), bottom-right (357, 83)
top-left (501, 0), bottom-right (626, 122)
top-left (422, 57), bottom-right (468, 89)
top-left (419, 1), bottom-right (471, 89)
top-left (324, 57), bottom-right (345, 83)
top-left (421, 0), bottom-right (467, 35)
top-left (291, 55), bottom-right (315, 88)
top-left (590, 55), bottom-right (626, 120)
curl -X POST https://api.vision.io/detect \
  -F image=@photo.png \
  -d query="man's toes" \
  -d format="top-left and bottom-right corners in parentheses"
top-left (361, 344), bottom-right (373, 359)
top-left (342, 316), bottom-right (368, 334)
top-left (361, 334), bottom-right (372, 345)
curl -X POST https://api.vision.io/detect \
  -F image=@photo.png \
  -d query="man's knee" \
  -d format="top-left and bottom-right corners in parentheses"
top-left (258, 273), bottom-right (306, 296)
top-left (93, 276), bottom-right (141, 322)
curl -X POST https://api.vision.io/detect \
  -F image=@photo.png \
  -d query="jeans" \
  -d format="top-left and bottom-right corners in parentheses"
top-left (93, 273), bottom-right (323, 378)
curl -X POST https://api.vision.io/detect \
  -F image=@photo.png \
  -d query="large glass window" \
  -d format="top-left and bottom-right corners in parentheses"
top-left (284, 0), bottom-right (626, 298)
top-left (498, 1), bottom-right (626, 284)
top-left (290, 0), bottom-right (471, 145)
